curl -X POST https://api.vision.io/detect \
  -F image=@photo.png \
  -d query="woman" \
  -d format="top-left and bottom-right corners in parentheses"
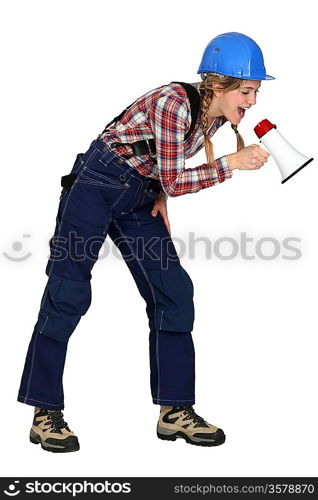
top-left (17, 32), bottom-right (273, 452)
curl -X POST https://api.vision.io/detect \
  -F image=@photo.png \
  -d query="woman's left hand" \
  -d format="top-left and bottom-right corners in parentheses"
top-left (151, 197), bottom-right (171, 235)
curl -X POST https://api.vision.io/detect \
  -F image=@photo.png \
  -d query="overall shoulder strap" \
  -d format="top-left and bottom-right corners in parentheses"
top-left (171, 81), bottom-right (200, 140)
top-left (100, 97), bottom-right (138, 135)
top-left (100, 81), bottom-right (200, 143)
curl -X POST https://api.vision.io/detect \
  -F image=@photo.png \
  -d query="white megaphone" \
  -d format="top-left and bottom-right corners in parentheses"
top-left (254, 119), bottom-right (314, 183)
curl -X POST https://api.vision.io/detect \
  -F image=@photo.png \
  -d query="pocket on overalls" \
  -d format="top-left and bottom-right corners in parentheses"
top-left (59, 166), bottom-right (118, 235)
top-left (77, 167), bottom-right (127, 189)
top-left (147, 264), bottom-right (195, 333)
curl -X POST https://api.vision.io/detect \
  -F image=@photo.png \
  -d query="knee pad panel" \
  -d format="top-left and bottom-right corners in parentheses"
top-left (37, 273), bottom-right (92, 343)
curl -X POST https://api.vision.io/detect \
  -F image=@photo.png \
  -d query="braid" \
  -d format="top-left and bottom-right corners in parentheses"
top-left (200, 89), bottom-right (215, 168)
top-left (231, 124), bottom-right (245, 151)
top-left (198, 73), bottom-right (246, 169)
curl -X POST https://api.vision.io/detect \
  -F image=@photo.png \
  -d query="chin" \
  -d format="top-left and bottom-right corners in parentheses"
top-left (226, 114), bottom-right (241, 126)
top-left (231, 117), bottom-right (242, 126)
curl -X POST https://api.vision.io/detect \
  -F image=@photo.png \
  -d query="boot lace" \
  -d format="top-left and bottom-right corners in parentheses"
top-left (176, 406), bottom-right (207, 427)
top-left (48, 410), bottom-right (71, 433)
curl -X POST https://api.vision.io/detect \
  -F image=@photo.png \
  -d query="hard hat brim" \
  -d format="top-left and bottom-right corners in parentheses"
top-left (197, 70), bottom-right (275, 81)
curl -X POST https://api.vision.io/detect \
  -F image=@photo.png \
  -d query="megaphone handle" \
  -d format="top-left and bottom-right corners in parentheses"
top-left (258, 139), bottom-right (270, 152)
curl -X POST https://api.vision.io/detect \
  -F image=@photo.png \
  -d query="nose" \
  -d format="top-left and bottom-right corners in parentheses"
top-left (247, 94), bottom-right (257, 106)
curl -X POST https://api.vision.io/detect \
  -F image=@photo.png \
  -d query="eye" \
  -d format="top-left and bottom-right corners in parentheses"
top-left (241, 90), bottom-right (260, 95)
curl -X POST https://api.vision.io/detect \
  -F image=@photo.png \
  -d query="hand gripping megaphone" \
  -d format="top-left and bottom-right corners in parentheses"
top-left (254, 119), bottom-right (314, 183)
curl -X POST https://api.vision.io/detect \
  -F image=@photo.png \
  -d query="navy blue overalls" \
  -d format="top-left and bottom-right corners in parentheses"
top-left (17, 138), bottom-right (195, 410)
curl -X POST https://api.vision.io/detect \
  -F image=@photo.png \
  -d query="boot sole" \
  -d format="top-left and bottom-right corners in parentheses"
top-left (30, 428), bottom-right (80, 453)
top-left (157, 425), bottom-right (226, 447)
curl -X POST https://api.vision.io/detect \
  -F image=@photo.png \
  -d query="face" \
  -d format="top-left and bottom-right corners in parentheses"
top-left (211, 80), bottom-right (261, 125)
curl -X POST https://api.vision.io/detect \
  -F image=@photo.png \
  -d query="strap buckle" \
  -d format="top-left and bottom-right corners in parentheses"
top-left (102, 142), bottom-right (118, 153)
top-left (102, 139), bottom-right (157, 159)
top-left (131, 139), bottom-right (156, 158)
top-left (145, 139), bottom-right (156, 158)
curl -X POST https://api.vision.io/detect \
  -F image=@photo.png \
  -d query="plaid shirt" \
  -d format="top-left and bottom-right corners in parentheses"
top-left (100, 82), bottom-right (233, 198)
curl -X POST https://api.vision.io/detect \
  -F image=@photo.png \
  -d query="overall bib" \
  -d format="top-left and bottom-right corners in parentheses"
top-left (17, 138), bottom-right (195, 410)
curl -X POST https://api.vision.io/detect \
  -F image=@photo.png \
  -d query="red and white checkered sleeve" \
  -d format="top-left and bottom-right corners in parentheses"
top-left (149, 94), bottom-right (232, 197)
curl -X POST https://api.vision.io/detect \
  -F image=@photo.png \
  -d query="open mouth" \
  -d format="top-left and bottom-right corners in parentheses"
top-left (237, 107), bottom-right (246, 118)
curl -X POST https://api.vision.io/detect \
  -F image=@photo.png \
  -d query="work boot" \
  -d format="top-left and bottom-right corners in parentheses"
top-left (29, 407), bottom-right (80, 453)
top-left (157, 406), bottom-right (226, 447)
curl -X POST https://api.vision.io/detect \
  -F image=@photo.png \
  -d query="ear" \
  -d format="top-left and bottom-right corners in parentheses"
top-left (212, 83), bottom-right (225, 98)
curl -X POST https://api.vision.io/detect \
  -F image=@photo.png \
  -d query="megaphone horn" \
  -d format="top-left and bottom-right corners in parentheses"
top-left (254, 119), bottom-right (314, 183)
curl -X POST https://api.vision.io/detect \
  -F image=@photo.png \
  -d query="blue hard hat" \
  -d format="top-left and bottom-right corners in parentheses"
top-left (197, 32), bottom-right (275, 81)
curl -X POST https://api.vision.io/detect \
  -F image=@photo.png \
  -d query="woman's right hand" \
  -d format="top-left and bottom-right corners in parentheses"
top-left (227, 145), bottom-right (270, 170)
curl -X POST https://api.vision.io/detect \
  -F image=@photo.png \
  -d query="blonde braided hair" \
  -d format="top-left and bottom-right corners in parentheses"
top-left (198, 73), bottom-right (245, 168)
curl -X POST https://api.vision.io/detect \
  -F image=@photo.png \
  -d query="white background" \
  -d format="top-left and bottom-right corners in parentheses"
top-left (1, 0), bottom-right (317, 478)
